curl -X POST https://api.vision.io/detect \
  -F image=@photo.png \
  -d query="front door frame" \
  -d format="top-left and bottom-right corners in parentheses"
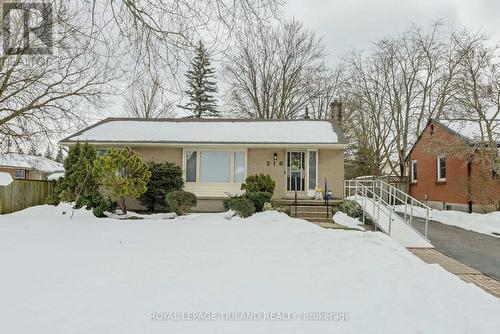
top-left (285, 149), bottom-right (317, 198)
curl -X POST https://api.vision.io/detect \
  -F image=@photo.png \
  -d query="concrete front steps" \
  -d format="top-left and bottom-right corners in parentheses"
top-left (290, 205), bottom-right (344, 229)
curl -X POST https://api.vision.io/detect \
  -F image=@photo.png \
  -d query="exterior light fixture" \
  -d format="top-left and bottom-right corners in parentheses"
top-left (273, 153), bottom-right (278, 161)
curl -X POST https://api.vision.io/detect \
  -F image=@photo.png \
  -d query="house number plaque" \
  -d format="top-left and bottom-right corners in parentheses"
top-left (266, 161), bottom-right (283, 167)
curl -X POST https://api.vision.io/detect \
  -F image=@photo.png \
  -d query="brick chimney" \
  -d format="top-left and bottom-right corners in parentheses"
top-left (330, 99), bottom-right (342, 126)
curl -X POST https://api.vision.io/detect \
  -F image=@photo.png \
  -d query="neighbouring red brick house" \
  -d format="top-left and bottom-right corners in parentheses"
top-left (407, 119), bottom-right (500, 213)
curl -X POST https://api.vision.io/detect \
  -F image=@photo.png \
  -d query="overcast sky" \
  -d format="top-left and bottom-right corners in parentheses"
top-left (100, 0), bottom-right (500, 121)
top-left (284, 0), bottom-right (500, 64)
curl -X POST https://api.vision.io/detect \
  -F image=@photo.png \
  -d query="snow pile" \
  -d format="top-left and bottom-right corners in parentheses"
top-left (0, 206), bottom-right (499, 333)
top-left (47, 171), bottom-right (65, 181)
top-left (395, 204), bottom-right (500, 237)
top-left (333, 212), bottom-right (365, 230)
top-left (105, 211), bottom-right (177, 220)
top-left (64, 119), bottom-right (341, 144)
top-left (0, 172), bottom-right (13, 186)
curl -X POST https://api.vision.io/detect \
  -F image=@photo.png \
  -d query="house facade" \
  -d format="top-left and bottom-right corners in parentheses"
top-left (407, 119), bottom-right (500, 213)
top-left (0, 154), bottom-right (64, 181)
top-left (61, 116), bottom-right (346, 212)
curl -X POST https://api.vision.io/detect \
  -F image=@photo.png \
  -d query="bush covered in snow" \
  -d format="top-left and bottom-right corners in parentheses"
top-left (263, 202), bottom-right (273, 211)
top-left (224, 196), bottom-right (255, 217)
top-left (165, 190), bottom-right (197, 215)
top-left (139, 161), bottom-right (183, 212)
top-left (335, 200), bottom-right (363, 219)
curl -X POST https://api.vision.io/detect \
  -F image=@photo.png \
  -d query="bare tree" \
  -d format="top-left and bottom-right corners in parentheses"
top-left (0, 1), bottom-right (117, 153)
top-left (342, 23), bottom-right (461, 176)
top-left (305, 68), bottom-right (346, 119)
top-left (84, 0), bottom-right (284, 88)
top-left (225, 20), bottom-right (326, 119)
top-left (124, 76), bottom-right (174, 118)
top-left (451, 30), bottom-right (500, 158)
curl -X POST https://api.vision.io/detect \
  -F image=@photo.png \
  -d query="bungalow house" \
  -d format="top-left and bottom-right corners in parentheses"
top-left (407, 118), bottom-right (500, 213)
top-left (0, 154), bottom-right (64, 181)
top-left (60, 108), bottom-right (346, 212)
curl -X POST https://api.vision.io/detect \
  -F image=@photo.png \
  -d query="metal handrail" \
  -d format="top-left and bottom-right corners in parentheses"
top-left (344, 179), bottom-right (431, 239)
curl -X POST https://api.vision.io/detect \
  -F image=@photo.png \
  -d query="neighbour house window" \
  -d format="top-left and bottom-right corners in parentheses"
top-left (186, 151), bottom-right (197, 182)
top-left (308, 150), bottom-right (317, 190)
top-left (185, 150), bottom-right (246, 183)
top-left (15, 169), bottom-right (26, 179)
top-left (411, 160), bottom-right (417, 183)
top-left (437, 156), bottom-right (446, 181)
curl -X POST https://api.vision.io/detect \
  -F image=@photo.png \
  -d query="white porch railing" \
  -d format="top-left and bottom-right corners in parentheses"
top-left (344, 179), bottom-right (432, 240)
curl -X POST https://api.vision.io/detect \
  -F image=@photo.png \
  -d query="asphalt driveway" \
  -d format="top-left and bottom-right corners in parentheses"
top-left (410, 218), bottom-right (500, 281)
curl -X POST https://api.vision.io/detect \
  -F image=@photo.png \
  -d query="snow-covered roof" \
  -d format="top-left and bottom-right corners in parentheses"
top-left (61, 118), bottom-right (345, 145)
top-left (0, 154), bottom-right (64, 173)
top-left (0, 172), bottom-right (13, 186)
top-left (47, 171), bottom-right (65, 181)
top-left (436, 118), bottom-right (500, 144)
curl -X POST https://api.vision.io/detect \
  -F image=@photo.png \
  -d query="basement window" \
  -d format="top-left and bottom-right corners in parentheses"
top-left (437, 156), bottom-right (446, 182)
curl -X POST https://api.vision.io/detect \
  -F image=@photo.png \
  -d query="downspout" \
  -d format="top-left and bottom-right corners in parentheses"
top-left (467, 157), bottom-right (473, 214)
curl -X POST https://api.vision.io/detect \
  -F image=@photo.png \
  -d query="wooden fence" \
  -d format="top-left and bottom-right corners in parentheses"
top-left (0, 179), bottom-right (55, 214)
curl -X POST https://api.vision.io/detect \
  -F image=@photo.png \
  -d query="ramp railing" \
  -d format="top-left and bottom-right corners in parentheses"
top-left (344, 179), bottom-right (432, 239)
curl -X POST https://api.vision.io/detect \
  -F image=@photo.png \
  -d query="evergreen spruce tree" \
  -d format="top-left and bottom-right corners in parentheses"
top-left (180, 41), bottom-right (219, 118)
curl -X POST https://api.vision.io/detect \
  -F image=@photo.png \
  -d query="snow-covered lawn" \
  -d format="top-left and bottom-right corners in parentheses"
top-left (0, 204), bottom-right (499, 334)
top-left (395, 205), bottom-right (500, 238)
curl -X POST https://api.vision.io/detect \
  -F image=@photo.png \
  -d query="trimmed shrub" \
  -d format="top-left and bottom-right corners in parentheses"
top-left (245, 191), bottom-right (272, 212)
top-left (139, 162), bottom-right (183, 212)
top-left (94, 147), bottom-right (151, 214)
top-left (240, 174), bottom-right (275, 212)
top-left (241, 174), bottom-right (275, 194)
top-left (225, 196), bottom-right (255, 218)
top-left (165, 190), bottom-right (197, 215)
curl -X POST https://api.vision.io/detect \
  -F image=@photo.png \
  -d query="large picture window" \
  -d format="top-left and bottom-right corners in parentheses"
top-left (185, 150), bottom-right (246, 183)
top-left (200, 151), bottom-right (231, 182)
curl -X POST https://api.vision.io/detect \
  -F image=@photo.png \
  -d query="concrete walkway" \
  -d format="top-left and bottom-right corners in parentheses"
top-left (409, 248), bottom-right (500, 298)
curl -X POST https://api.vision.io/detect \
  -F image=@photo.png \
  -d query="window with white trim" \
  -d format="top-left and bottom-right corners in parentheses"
top-left (185, 150), bottom-right (246, 183)
top-left (411, 160), bottom-right (417, 183)
top-left (185, 151), bottom-right (197, 182)
top-left (308, 150), bottom-right (317, 190)
top-left (15, 169), bottom-right (26, 179)
top-left (437, 156), bottom-right (446, 181)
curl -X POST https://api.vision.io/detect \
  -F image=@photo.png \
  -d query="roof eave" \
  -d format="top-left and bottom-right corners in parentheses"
top-left (59, 140), bottom-right (347, 149)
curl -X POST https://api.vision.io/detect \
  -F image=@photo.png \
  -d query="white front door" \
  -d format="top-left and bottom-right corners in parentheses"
top-left (287, 151), bottom-right (306, 194)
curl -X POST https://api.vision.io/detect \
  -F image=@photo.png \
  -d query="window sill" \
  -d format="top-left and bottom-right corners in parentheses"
top-left (435, 180), bottom-right (447, 185)
top-left (410, 181), bottom-right (417, 185)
